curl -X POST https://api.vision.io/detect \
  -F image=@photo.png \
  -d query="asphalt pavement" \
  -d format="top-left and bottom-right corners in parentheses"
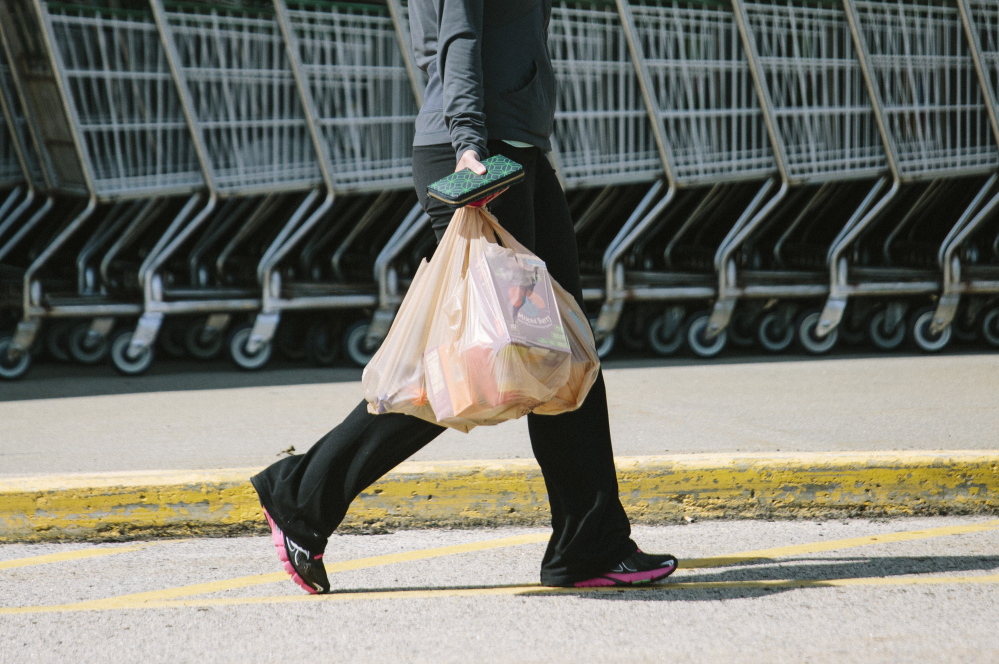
top-left (2, 351), bottom-right (998, 476)
top-left (2, 352), bottom-right (998, 661)
top-left (3, 517), bottom-right (998, 663)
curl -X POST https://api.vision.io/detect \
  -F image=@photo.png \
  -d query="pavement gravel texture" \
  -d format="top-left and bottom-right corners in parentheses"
top-left (2, 518), bottom-right (998, 663)
top-left (2, 352), bottom-right (998, 476)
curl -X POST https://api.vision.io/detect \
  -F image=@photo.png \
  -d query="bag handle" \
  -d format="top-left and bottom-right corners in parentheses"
top-left (474, 207), bottom-right (534, 258)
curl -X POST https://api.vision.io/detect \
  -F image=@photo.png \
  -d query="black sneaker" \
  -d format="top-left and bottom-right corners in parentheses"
top-left (263, 508), bottom-right (330, 594)
top-left (572, 550), bottom-right (679, 588)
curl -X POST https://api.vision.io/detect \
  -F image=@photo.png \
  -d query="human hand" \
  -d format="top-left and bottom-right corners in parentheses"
top-left (456, 149), bottom-right (487, 175)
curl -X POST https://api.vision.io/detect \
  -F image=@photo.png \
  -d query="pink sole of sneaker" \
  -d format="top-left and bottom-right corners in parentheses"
top-left (573, 561), bottom-right (678, 588)
top-left (263, 508), bottom-right (320, 595)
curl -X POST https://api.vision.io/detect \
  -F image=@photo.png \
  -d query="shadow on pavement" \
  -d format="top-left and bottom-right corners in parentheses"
top-left (319, 555), bottom-right (999, 602)
top-left (535, 554), bottom-right (999, 602)
top-left (2, 346), bottom-right (991, 402)
top-left (0, 359), bottom-right (364, 402)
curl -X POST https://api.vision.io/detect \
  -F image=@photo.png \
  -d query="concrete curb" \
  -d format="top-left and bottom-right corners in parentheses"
top-left (2, 452), bottom-right (997, 542)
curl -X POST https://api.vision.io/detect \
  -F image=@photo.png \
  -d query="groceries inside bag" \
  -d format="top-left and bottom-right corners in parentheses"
top-left (362, 205), bottom-right (599, 432)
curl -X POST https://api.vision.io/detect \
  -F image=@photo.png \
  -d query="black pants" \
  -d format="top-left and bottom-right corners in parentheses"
top-left (251, 140), bottom-right (636, 586)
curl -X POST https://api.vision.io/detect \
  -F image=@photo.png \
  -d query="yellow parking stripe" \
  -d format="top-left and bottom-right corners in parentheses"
top-left (0, 532), bottom-right (549, 614)
top-left (0, 544), bottom-right (152, 571)
top-left (2, 520), bottom-right (997, 615)
top-left (6, 572), bottom-right (999, 614)
top-left (123, 572), bottom-right (999, 606)
top-left (121, 519), bottom-right (998, 604)
top-left (105, 532), bottom-right (548, 604)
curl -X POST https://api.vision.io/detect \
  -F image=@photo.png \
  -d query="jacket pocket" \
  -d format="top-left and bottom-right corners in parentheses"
top-left (503, 60), bottom-right (539, 97)
top-left (491, 59), bottom-right (554, 139)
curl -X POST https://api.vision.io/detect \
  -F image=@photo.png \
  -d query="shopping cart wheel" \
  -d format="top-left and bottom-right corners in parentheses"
top-left (838, 320), bottom-right (867, 346)
top-left (110, 330), bottom-right (154, 376)
top-left (343, 321), bottom-right (379, 368)
top-left (797, 311), bottom-right (837, 355)
top-left (952, 315), bottom-right (979, 344)
top-left (184, 319), bottom-right (225, 360)
top-left (981, 308), bottom-right (999, 348)
top-left (686, 312), bottom-right (726, 359)
top-left (757, 311), bottom-right (794, 353)
top-left (305, 320), bottom-right (341, 366)
top-left (595, 333), bottom-right (615, 359)
top-left (647, 311), bottom-right (685, 356)
top-left (68, 322), bottom-right (110, 365)
top-left (909, 307), bottom-right (950, 353)
top-left (586, 316), bottom-right (615, 358)
top-left (45, 320), bottom-right (73, 362)
top-left (618, 308), bottom-right (649, 352)
top-left (868, 309), bottom-right (906, 351)
top-left (229, 325), bottom-right (272, 371)
top-left (158, 319), bottom-right (188, 359)
top-left (0, 335), bottom-right (31, 380)
top-left (727, 313), bottom-right (757, 348)
top-left (276, 318), bottom-right (308, 361)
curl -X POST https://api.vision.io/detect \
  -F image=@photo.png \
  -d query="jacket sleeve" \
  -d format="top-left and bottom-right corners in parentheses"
top-left (436, 0), bottom-right (489, 159)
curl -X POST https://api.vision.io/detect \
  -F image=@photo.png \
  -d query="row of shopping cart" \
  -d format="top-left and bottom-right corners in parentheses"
top-left (2, 0), bottom-right (999, 381)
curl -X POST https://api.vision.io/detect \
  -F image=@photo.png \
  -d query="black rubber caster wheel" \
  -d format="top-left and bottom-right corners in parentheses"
top-left (343, 320), bottom-right (380, 368)
top-left (68, 322), bottom-right (110, 365)
top-left (797, 310), bottom-right (837, 355)
top-left (686, 312), bottom-right (726, 359)
top-left (229, 324), bottom-right (272, 371)
top-left (909, 307), bottom-right (950, 353)
top-left (868, 309), bottom-right (906, 351)
top-left (110, 330), bottom-right (154, 376)
top-left (0, 335), bottom-right (31, 380)
top-left (757, 311), bottom-right (794, 353)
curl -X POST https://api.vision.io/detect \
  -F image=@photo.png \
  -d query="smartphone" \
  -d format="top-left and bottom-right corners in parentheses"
top-left (426, 154), bottom-right (525, 208)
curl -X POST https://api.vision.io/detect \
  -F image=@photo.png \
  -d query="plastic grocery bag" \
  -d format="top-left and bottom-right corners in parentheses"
top-left (423, 225), bottom-right (570, 429)
top-left (362, 205), bottom-right (599, 432)
top-left (531, 282), bottom-right (601, 416)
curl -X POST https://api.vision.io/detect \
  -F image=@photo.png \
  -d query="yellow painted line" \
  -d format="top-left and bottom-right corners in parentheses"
top-left (0, 544), bottom-right (152, 571)
top-left (9, 572), bottom-right (999, 613)
top-left (5, 451), bottom-right (999, 542)
top-left (115, 532), bottom-right (548, 603)
top-left (0, 532), bottom-right (549, 615)
top-left (124, 572), bottom-right (999, 606)
top-left (5, 519), bottom-right (999, 615)
top-left (681, 519), bottom-right (999, 569)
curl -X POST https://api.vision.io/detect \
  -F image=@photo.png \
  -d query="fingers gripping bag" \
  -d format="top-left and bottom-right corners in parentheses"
top-left (362, 204), bottom-right (600, 432)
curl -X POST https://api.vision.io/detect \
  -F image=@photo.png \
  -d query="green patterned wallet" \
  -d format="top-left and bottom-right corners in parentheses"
top-left (426, 154), bottom-right (525, 207)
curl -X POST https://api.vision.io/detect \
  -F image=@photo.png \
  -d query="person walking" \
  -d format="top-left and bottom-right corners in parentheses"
top-left (251, 0), bottom-right (678, 594)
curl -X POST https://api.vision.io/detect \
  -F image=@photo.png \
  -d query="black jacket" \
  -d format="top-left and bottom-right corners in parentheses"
top-left (410, 0), bottom-right (556, 158)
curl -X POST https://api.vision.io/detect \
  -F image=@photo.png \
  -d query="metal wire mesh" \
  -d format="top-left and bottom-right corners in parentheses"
top-left (549, 0), bottom-right (661, 188)
top-left (42, 3), bottom-right (204, 198)
top-left (0, 45), bottom-right (44, 187)
top-left (156, 0), bottom-right (320, 194)
top-left (391, 0), bottom-right (428, 92)
top-left (962, 0), bottom-right (999, 126)
top-left (624, 0), bottom-right (776, 186)
top-left (0, 105), bottom-right (22, 188)
top-left (284, 1), bottom-right (417, 192)
top-left (738, 0), bottom-right (886, 183)
top-left (848, 0), bottom-right (998, 179)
